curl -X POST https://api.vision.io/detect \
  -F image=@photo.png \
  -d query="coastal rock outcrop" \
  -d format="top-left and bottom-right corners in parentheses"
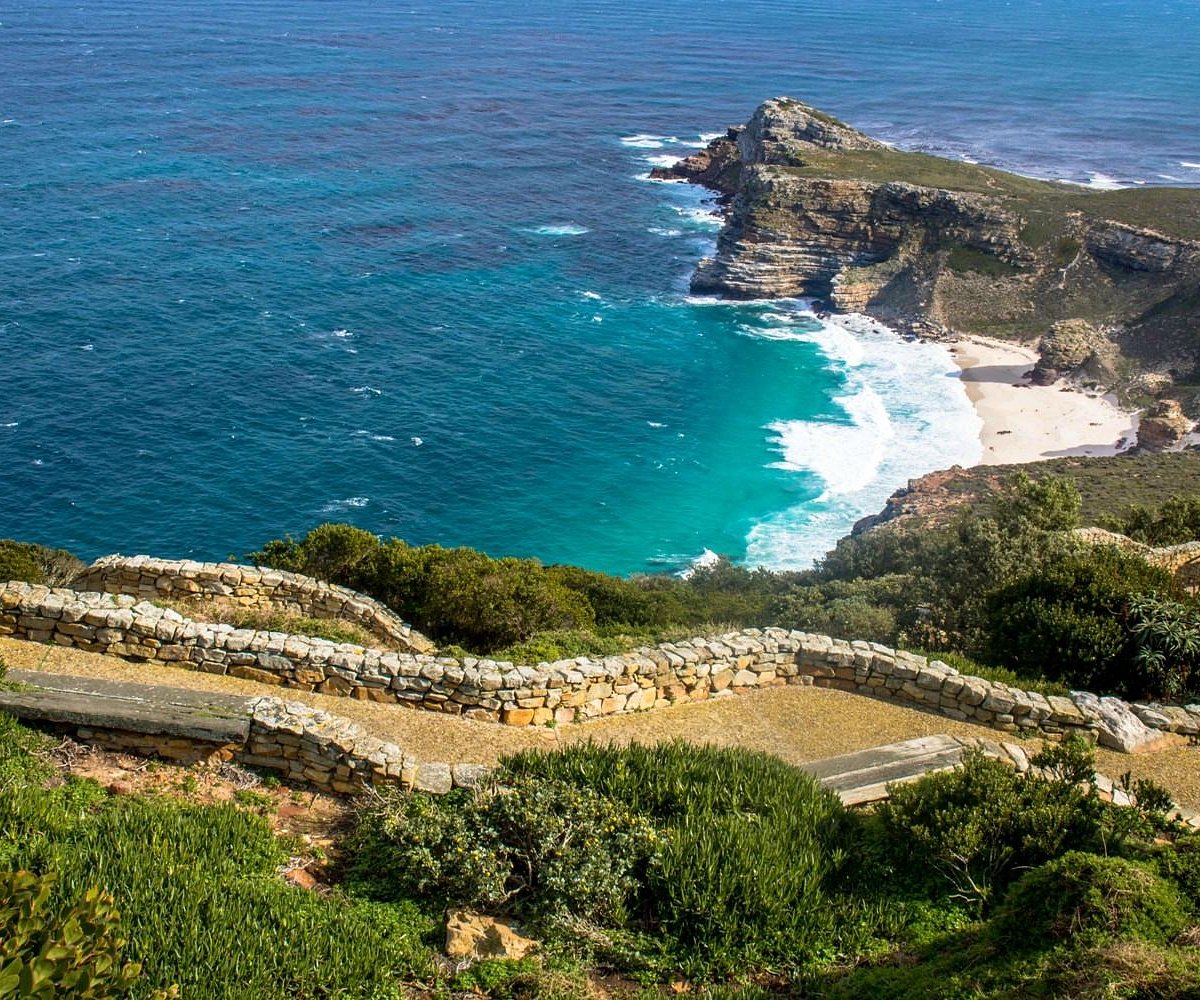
top-left (667, 97), bottom-right (1200, 392)
top-left (1136, 399), bottom-right (1194, 451)
top-left (1032, 319), bottom-right (1115, 385)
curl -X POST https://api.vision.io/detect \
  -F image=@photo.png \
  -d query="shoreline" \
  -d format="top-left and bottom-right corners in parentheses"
top-left (948, 335), bottom-right (1138, 466)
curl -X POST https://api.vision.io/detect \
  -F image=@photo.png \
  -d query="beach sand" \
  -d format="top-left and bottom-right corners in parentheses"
top-left (950, 336), bottom-right (1137, 465)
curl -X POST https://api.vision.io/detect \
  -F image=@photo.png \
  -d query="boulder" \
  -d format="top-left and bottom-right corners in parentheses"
top-left (1032, 319), bottom-right (1100, 384)
top-left (445, 910), bottom-right (538, 962)
top-left (1071, 692), bottom-right (1184, 753)
top-left (1137, 400), bottom-right (1193, 452)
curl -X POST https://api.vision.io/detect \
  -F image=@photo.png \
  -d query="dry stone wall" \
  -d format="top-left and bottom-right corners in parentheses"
top-left (71, 555), bottom-right (434, 654)
top-left (4, 580), bottom-right (1199, 752)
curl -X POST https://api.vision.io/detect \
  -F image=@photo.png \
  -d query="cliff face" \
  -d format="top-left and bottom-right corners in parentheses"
top-left (657, 98), bottom-right (1200, 392)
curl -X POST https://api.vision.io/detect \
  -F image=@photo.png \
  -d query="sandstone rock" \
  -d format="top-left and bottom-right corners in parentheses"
top-left (444, 910), bottom-right (538, 962)
top-left (1071, 692), bottom-right (1182, 753)
top-left (1136, 399), bottom-right (1192, 452)
top-left (1032, 319), bottom-right (1100, 384)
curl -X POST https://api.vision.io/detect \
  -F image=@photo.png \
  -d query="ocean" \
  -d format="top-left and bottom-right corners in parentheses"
top-left (2, 0), bottom-right (1197, 574)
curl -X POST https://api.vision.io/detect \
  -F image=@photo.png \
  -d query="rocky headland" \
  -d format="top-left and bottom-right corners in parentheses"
top-left (654, 98), bottom-right (1200, 411)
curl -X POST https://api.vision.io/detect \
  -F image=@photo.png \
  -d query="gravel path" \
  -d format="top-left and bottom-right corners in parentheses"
top-left (4, 637), bottom-right (1197, 808)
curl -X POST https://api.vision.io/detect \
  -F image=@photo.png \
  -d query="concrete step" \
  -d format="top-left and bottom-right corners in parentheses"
top-left (0, 670), bottom-right (251, 744)
top-left (800, 734), bottom-right (965, 806)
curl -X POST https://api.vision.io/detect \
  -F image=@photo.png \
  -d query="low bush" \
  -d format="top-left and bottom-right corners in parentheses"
top-left (982, 546), bottom-right (1179, 698)
top-left (1102, 494), bottom-right (1200, 546)
top-left (1153, 834), bottom-right (1200, 907)
top-left (354, 742), bottom-right (848, 978)
top-left (0, 540), bottom-right (83, 587)
top-left (876, 743), bottom-right (1103, 912)
top-left (990, 852), bottom-right (1191, 949)
top-left (350, 777), bottom-right (658, 925)
top-left (500, 743), bottom-right (847, 975)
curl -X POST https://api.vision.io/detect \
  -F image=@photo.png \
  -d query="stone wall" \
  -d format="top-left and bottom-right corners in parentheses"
top-left (241, 697), bottom-right (491, 795)
top-left (4, 580), bottom-right (1199, 752)
top-left (71, 555), bottom-right (434, 654)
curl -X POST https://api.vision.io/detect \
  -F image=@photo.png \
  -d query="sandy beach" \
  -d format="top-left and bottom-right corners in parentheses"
top-left (950, 336), bottom-right (1137, 466)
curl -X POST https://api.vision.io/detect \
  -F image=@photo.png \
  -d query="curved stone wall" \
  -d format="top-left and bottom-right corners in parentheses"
top-left (4, 580), bottom-right (1198, 752)
top-left (71, 555), bottom-right (434, 654)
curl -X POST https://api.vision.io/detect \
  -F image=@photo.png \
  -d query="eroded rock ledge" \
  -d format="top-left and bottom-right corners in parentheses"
top-left (654, 97), bottom-right (1200, 394)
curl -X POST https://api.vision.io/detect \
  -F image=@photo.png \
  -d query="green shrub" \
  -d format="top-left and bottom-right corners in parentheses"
top-left (991, 852), bottom-right (1191, 949)
top-left (982, 547), bottom-right (1176, 697)
top-left (1153, 834), bottom-right (1200, 907)
top-left (1125, 593), bottom-right (1200, 701)
top-left (0, 869), bottom-right (173, 999)
top-left (0, 541), bottom-right (83, 588)
top-left (877, 746), bottom-right (1102, 912)
top-left (765, 576), bottom-right (905, 644)
top-left (350, 778), bottom-right (658, 926)
top-left (1102, 494), bottom-right (1200, 546)
top-left (500, 742), bottom-right (848, 975)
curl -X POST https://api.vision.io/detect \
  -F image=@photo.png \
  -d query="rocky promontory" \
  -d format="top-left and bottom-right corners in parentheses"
top-left (655, 98), bottom-right (1200, 400)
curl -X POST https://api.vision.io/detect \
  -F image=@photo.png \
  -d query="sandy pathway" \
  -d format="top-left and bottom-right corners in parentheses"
top-left (4, 637), bottom-right (1197, 809)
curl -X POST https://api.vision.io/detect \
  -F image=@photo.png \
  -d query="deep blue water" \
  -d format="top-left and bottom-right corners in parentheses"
top-left (2, 0), bottom-right (1198, 573)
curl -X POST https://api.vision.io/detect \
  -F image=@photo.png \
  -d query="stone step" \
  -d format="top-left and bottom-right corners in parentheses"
top-left (800, 734), bottom-right (965, 806)
top-left (0, 670), bottom-right (251, 744)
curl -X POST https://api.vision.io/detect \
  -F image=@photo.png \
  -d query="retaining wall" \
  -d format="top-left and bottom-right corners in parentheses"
top-left (4, 581), bottom-right (1199, 752)
top-left (72, 555), bottom-right (434, 654)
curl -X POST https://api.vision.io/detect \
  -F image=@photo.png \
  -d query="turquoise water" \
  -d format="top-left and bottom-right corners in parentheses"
top-left (1, 1), bottom-right (1197, 573)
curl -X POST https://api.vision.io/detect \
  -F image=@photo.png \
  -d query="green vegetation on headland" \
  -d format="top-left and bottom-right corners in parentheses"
top-left (777, 145), bottom-right (1200, 244)
top-left (4, 710), bottom-right (1200, 999)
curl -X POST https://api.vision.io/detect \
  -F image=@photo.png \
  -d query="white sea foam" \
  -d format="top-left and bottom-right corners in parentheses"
top-left (679, 548), bottom-right (721, 579)
top-left (671, 205), bottom-right (721, 228)
top-left (647, 227), bottom-right (684, 237)
top-left (1059, 172), bottom-right (1127, 190)
top-left (321, 496), bottom-right (369, 513)
top-left (647, 421), bottom-right (666, 428)
top-left (1180, 161), bottom-right (1200, 170)
top-left (411, 436), bottom-right (424, 446)
top-left (579, 290), bottom-right (603, 300)
top-left (2, 422), bottom-right (17, 428)
top-left (351, 386), bottom-right (382, 396)
top-left (526, 224), bottom-right (590, 236)
top-left (352, 430), bottom-right (395, 442)
top-left (742, 311), bottom-right (982, 570)
top-left (645, 153), bottom-right (684, 168)
top-left (332, 328), bottom-right (353, 338)
top-left (79, 343), bottom-right (94, 351)
top-left (620, 134), bottom-right (671, 148)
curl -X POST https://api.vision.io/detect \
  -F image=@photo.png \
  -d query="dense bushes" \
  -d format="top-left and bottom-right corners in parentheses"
top-left (353, 742), bottom-right (847, 976)
top-left (0, 540), bottom-right (83, 588)
top-left (876, 742), bottom-right (1104, 911)
top-left (250, 524), bottom-right (792, 653)
top-left (1103, 494), bottom-right (1200, 546)
top-left (982, 548), bottom-right (1178, 698)
top-left (991, 852), bottom-right (1191, 949)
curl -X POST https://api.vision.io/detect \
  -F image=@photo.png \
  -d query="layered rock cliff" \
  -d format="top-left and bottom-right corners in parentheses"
top-left (656, 98), bottom-right (1200, 397)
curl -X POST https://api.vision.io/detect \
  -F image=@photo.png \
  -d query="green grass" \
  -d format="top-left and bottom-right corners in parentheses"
top-left (0, 712), bottom-right (435, 999)
top-left (775, 146), bottom-right (1200, 242)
